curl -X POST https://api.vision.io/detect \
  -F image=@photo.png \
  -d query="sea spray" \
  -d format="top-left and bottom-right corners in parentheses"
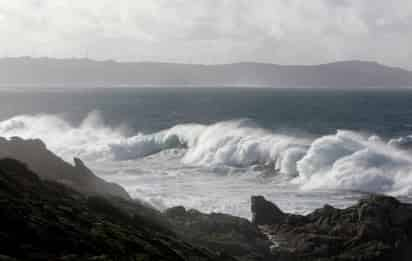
top-left (1, 112), bottom-right (412, 197)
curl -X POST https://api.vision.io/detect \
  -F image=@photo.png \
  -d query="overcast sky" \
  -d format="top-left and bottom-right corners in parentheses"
top-left (1, 0), bottom-right (411, 69)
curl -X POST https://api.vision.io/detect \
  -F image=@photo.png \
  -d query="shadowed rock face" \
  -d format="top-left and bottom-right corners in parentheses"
top-left (0, 158), bottom-right (234, 261)
top-left (251, 195), bottom-right (412, 261)
top-left (165, 206), bottom-right (272, 261)
top-left (0, 137), bottom-right (130, 199)
top-left (251, 195), bottom-right (285, 226)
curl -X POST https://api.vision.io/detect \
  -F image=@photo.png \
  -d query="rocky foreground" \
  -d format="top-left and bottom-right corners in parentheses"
top-left (1, 137), bottom-right (412, 260)
top-left (0, 158), bottom-right (236, 261)
top-left (251, 195), bottom-right (412, 261)
top-left (165, 206), bottom-right (272, 261)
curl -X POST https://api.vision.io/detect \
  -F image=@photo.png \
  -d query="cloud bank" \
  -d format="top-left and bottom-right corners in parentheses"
top-left (0, 0), bottom-right (411, 68)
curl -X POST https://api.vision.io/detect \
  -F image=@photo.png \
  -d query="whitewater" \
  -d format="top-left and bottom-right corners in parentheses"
top-left (1, 111), bottom-right (412, 218)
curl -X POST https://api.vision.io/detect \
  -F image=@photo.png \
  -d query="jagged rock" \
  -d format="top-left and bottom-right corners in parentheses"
top-left (0, 158), bottom-right (234, 261)
top-left (251, 195), bottom-right (285, 226)
top-left (165, 205), bottom-right (272, 261)
top-left (0, 137), bottom-right (129, 199)
top-left (253, 195), bottom-right (412, 261)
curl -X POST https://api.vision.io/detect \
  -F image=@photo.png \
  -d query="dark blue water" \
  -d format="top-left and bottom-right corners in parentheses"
top-left (1, 87), bottom-right (412, 138)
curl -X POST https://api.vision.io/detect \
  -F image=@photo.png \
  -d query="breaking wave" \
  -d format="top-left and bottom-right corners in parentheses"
top-left (1, 112), bottom-right (412, 196)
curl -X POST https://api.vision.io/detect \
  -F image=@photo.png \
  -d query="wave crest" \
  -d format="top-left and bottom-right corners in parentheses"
top-left (1, 112), bottom-right (412, 196)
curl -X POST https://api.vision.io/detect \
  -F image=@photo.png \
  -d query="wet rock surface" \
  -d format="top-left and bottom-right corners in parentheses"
top-left (251, 195), bottom-right (412, 261)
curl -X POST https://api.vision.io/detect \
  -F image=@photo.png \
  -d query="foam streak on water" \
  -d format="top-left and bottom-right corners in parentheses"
top-left (1, 112), bottom-right (412, 218)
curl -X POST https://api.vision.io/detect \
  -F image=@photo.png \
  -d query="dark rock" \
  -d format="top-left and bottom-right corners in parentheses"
top-left (164, 206), bottom-right (187, 218)
top-left (165, 205), bottom-right (272, 261)
top-left (251, 195), bottom-right (285, 226)
top-left (0, 137), bottom-right (129, 199)
top-left (254, 195), bottom-right (412, 261)
top-left (0, 255), bottom-right (18, 261)
top-left (0, 158), bottom-right (234, 261)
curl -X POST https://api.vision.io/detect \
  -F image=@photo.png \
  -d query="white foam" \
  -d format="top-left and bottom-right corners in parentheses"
top-left (0, 111), bottom-right (126, 161)
top-left (1, 112), bottom-right (412, 202)
top-left (389, 135), bottom-right (412, 150)
top-left (296, 131), bottom-right (412, 195)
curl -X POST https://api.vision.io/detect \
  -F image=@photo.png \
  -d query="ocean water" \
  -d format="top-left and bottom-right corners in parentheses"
top-left (1, 87), bottom-right (412, 218)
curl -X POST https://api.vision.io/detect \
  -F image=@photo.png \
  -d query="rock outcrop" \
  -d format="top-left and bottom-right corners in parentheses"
top-left (165, 206), bottom-right (272, 261)
top-left (0, 137), bottom-right (129, 199)
top-left (251, 195), bottom-right (412, 261)
top-left (0, 158), bottom-right (234, 261)
top-left (4, 136), bottom-right (412, 261)
top-left (251, 195), bottom-right (286, 226)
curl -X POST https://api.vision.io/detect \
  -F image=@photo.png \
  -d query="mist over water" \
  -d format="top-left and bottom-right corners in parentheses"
top-left (1, 88), bottom-right (412, 218)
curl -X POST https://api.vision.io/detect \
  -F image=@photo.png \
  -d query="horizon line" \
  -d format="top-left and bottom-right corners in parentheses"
top-left (1, 56), bottom-right (407, 70)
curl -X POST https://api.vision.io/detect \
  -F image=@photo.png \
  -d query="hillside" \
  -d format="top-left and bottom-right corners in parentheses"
top-left (1, 57), bottom-right (411, 87)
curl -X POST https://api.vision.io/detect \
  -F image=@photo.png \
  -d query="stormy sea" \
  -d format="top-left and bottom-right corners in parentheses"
top-left (2, 87), bottom-right (412, 218)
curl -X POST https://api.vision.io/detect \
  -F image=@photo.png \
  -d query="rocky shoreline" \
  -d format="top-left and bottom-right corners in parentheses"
top-left (1, 137), bottom-right (412, 260)
top-left (251, 195), bottom-right (412, 261)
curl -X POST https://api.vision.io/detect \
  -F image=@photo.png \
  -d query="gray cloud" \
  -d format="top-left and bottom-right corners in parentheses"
top-left (0, 0), bottom-right (411, 69)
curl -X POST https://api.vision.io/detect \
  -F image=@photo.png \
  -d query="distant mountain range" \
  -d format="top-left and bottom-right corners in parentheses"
top-left (1, 57), bottom-right (412, 87)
